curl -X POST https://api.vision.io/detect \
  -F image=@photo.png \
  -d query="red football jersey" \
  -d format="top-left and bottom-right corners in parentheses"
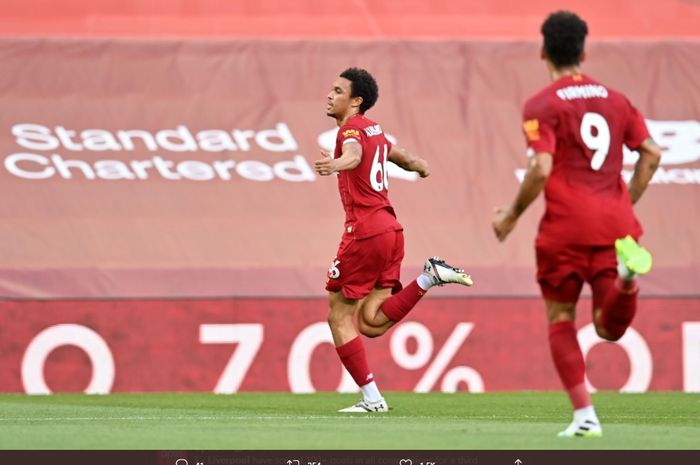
top-left (522, 74), bottom-right (650, 246)
top-left (333, 114), bottom-right (402, 239)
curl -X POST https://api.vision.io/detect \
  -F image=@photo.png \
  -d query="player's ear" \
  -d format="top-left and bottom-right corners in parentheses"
top-left (579, 50), bottom-right (587, 63)
top-left (352, 96), bottom-right (363, 110)
top-left (540, 47), bottom-right (547, 61)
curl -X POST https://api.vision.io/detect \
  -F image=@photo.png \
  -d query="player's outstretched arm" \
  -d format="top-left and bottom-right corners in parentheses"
top-left (628, 138), bottom-right (661, 204)
top-left (492, 152), bottom-right (552, 242)
top-left (388, 145), bottom-right (430, 178)
top-left (313, 142), bottom-right (362, 176)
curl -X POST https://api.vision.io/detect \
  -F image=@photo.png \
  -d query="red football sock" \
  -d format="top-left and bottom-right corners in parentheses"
top-left (380, 280), bottom-right (426, 323)
top-left (599, 278), bottom-right (638, 340)
top-left (335, 337), bottom-right (373, 387)
top-left (548, 321), bottom-right (591, 409)
top-left (566, 383), bottom-right (592, 411)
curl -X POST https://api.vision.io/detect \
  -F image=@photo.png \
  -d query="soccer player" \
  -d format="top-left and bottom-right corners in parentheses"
top-left (492, 11), bottom-right (661, 437)
top-left (314, 67), bottom-right (473, 413)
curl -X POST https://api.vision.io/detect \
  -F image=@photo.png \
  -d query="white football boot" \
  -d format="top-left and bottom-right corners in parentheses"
top-left (557, 418), bottom-right (603, 438)
top-left (338, 398), bottom-right (389, 413)
top-left (422, 257), bottom-right (474, 287)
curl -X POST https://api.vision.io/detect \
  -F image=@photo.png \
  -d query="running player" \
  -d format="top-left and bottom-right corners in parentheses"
top-left (315, 67), bottom-right (474, 413)
top-left (492, 12), bottom-right (661, 437)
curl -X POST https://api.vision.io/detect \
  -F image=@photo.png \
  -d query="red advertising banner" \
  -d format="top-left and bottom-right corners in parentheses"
top-left (0, 38), bottom-right (698, 299)
top-left (1, 298), bottom-right (698, 393)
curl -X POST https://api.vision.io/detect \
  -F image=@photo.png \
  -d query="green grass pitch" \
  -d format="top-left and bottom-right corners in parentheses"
top-left (0, 392), bottom-right (697, 449)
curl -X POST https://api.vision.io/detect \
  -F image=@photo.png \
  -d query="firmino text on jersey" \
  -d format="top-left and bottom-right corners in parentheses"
top-left (556, 85), bottom-right (609, 101)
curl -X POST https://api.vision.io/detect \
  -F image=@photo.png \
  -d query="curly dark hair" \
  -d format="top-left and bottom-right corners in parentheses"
top-left (340, 67), bottom-right (378, 114)
top-left (541, 11), bottom-right (588, 67)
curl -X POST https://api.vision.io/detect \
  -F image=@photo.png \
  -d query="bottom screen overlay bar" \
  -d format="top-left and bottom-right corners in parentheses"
top-left (0, 450), bottom-right (698, 465)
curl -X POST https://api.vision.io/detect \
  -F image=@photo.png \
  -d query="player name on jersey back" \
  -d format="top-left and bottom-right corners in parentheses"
top-left (556, 84), bottom-right (609, 101)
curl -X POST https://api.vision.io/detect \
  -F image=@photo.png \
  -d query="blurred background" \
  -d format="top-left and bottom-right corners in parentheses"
top-left (0, 0), bottom-right (698, 395)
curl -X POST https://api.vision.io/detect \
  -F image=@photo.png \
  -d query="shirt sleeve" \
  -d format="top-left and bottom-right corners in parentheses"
top-left (385, 136), bottom-right (393, 155)
top-left (623, 99), bottom-right (651, 149)
top-left (522, 97), bottom-right (557, 155)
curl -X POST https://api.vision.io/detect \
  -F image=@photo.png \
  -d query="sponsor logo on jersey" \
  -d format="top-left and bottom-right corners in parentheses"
top-left (342, 129), bottom-right (361, 139)
top-left (523, 119), bottom-right (540, 141)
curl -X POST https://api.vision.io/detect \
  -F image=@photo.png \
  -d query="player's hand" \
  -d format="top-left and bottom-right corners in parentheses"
top-left (417, 160), bottom-right (430, 178)
top-left (492, 206), bottom-right (518, 242)
top-left (314, 150), bottom-right (336, 176)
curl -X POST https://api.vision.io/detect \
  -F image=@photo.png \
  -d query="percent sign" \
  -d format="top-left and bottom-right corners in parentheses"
top-left (390, 322), bottom-right (484, 393)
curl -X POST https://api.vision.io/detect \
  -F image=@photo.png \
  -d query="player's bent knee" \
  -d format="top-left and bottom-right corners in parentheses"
top-left (604, 331), bottom-right (624, 342)
top-left (358, 320), bottom-right (385, 338)
top-left (361, 328), bottom-right (383, 338)
top-left (594, 324), bottom-right (624, 342)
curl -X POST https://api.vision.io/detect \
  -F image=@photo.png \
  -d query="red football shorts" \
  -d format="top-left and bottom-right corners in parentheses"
top-left (536, 243), bottom-right (617, 305)
top-left (325, 229), bottom-right (404, 300)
